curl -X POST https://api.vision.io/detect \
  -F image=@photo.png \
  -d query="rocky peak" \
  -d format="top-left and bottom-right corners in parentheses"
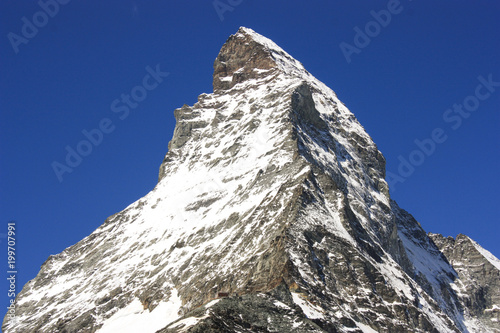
top-left (429, 233), bottom-right (500, 331)
top-left (4, 27), bottom-right (500, 333)
top-left (213, 27), bottom-right (306, 92)
top-left (213, 27), bottom-right (275, 91)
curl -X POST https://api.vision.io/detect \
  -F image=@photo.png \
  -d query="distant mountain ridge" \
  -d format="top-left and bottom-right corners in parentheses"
top-left (4, 27), bottom-right (499, 333)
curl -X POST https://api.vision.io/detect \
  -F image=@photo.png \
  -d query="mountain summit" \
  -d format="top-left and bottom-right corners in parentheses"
top-left (4, 27), bottom-right (499, 333)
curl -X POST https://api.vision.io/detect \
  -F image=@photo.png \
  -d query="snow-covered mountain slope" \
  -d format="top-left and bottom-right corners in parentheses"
top-left (429, 233), bottom-right (500, 332)
top-left (4, 27), bottom-right (499, 333)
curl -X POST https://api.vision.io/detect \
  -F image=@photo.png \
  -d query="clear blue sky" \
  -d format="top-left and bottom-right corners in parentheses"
top-left (1, 1), bottom-right (499, 312)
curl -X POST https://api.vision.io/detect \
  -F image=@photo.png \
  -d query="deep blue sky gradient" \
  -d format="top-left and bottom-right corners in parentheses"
top-left (1, 0), bottom-right (499, 313)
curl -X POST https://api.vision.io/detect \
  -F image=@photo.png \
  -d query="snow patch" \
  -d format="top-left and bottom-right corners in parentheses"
top-left (291, 293), bottom-right (324, 319)
top-left (469, 237), bottom-right (500, 271)
top-left (273, 300), bottom-right (291, 309)
top-left (355, 321), bottom-right (378, 333)
top-left (97, 289), bottom-right (182, 333)
top-left (168, 315), bottom-right (209, 332)
top-left (204, 299), bottom-right (220, 308)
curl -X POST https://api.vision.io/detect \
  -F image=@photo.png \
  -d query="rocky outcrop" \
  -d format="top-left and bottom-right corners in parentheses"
top-left (213, 28), bottom-right (278, 92)
top-left (3, 27), bottom-right (499, 333)
top-left (430, 233), bottom-right (500, 332)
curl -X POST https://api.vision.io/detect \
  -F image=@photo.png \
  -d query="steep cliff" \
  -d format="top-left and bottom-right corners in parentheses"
top-left (4, 27), bottom-right (499, 333)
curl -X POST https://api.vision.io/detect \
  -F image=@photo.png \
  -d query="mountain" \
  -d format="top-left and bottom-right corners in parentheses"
top-left (4, 27), bottom-right (499, 333)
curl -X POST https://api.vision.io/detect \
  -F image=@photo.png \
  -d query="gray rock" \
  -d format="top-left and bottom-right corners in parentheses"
top-left (3, 27), bottom-right (499, 333)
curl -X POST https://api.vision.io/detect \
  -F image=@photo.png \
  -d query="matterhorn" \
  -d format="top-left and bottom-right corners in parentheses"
top-left (4, 27), bottom-right (499, 333)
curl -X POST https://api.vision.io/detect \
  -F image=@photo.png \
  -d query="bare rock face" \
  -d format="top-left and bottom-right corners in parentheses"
top-left (4, 27), bottom-right (499, 333)
top-left (213, 27), bottom-right (277, 92)
top-left (430, 233), bottom-right (500, 331)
